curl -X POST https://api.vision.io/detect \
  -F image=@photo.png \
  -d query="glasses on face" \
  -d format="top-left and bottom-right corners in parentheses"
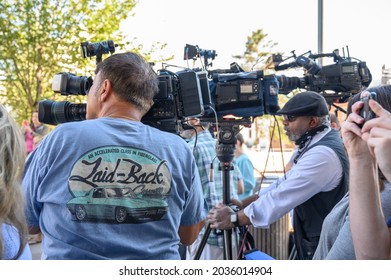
top-left (282, 115), bottom-right (297, 122)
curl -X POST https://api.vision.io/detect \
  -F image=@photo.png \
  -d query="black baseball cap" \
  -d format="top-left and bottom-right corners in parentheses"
top-left (277, 91), bottom-right (329, 116)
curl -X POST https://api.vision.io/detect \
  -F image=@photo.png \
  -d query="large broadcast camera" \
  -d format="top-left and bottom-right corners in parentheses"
top-left (39, 42), bottom-right (372, 134)
top-left (39, 42), bottom-right (280, 133)
top-left (39, 40), bottom-right (117, 125)
top-left (268, 47), bottom-right (372, 104)
top-left (143, 44), bottom-right (280, 133)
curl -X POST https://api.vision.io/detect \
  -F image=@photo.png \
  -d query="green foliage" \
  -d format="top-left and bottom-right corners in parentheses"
top-left (0, 0), bottom-right (162, 122)
top-left (233, 28), bottom-right (278, 72)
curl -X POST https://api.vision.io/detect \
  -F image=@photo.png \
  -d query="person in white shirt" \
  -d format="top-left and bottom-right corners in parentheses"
top-left (207, 91), bottom-right (348, 259)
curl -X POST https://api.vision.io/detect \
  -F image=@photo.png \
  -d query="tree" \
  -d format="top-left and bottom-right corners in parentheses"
top-left (232, 28), bottom-right (298, 152)
top-left (233, 28), bottom-right (278, 72)
top-left (0, 0), bottom-right (164, 122)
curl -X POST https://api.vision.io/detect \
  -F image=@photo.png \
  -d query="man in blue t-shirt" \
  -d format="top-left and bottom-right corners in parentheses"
top-left (234, 133), bottom-right (256, 200)
top-left (23, 52), bottom-right (207, 260)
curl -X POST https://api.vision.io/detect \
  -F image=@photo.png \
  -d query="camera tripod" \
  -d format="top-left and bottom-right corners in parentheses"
top-left (194, 119), bottom-right (251, 260)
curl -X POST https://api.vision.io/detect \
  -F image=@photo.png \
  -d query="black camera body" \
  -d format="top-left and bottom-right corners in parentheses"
top-left (141, 67), bottom-right (280, 133)
top-left (39, 72), bottom-right (93, 125)
top-left (39, 40), bottom-right (117, 125)
top-left (209, 71), bottom-right (280, 118)
top-left (303, 60), bottom-right (370, 94)
top-left (359, 91), bottom-right (377, 123)
top-left (141, 69), bottom-right (205, 133)
top-left (39, 44), bottom-right (372, 133)
top-left (80, 40), bottom-right (117, 63)
top-left (274, 49), bottom-right (372, 104)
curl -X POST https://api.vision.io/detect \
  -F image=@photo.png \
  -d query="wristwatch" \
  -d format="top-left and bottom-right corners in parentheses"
top-left (230, 212), bottom-right (239, 227)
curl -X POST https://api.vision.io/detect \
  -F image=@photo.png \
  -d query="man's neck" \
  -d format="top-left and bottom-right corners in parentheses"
top-left (100, 104), bottom-right (143, 121)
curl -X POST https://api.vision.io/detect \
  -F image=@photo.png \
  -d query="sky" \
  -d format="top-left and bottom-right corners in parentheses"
top-left (121, 0), bottom-right (391, 84)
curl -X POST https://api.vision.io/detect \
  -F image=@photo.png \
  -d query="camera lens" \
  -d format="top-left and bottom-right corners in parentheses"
top-left (66, 75), bottom-right (92, 95)
top-left (38, 100), bottom-right (86, 125)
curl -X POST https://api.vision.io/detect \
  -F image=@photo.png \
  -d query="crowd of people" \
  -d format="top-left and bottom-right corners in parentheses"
top-left (1, 51), bottom-right (390, 260)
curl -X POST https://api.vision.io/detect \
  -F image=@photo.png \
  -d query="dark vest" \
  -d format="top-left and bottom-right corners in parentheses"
top-left (293, 129), bottom-right (349, 260)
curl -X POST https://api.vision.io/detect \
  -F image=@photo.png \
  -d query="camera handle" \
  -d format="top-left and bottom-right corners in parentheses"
top-left (194, 122), bottom-right (241, 260)
top-left (330, 103), bottom-right (347, 117)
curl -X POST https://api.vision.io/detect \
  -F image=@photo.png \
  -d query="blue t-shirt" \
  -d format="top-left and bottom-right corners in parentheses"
top-left (23, 118), bottom-right (207, 259)
top-left (2, 224), bottom-right (32, 260)
top-left (235, 153), bottom-right (256, 200)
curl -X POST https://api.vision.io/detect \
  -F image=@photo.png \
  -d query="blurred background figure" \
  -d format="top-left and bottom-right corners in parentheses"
top-left (21, 110), bottom-right (49, 154)
top-left (20, 110), bottom-right (48, 244)
top-left (0, 104), bottom-right (31, 259)
top-left (329, 113), bottom-right (341, 131)
top-left (234, 133), bottom-right (256, 200)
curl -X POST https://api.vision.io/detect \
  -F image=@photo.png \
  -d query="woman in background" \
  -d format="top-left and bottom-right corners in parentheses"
top-left (0, 105), bottom-right (31, 259)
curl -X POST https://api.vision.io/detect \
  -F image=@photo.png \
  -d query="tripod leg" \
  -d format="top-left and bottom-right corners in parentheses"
top-left (194, 223), bottom-right (212, 260)
top-left (223, 229), bottom-right (233, 260)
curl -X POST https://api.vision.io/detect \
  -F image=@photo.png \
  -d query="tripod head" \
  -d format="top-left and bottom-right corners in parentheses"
top-left (216, 124), bottom-right (238, 164)
top-left (215, 118), bottom-right (252, 162)
top-left (193, 117), bottom-right (253, 260)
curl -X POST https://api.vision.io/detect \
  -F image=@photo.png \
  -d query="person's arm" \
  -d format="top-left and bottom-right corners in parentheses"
top-left (237, 178), bottom-right (244, 195)
top-left (348, 156), bottom-right (389, 259)
top-left (244, 146), bottom-right (342, 228)
top-left (178, 220), bottom-right (205, 245)
top-left (179, 142), bottom-right (209, 245)
top-left (29, 226), bottom-right (41, 235)
top-left (342, 99), bottom-right (391, 259)
top-left (208, 146), bottom-right (343, 230)
top-left (21, 120), bottom-right (30, 133)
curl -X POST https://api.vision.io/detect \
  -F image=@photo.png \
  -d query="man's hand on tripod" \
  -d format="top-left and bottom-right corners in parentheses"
top-left (207, 203), bottom-right (235, 230)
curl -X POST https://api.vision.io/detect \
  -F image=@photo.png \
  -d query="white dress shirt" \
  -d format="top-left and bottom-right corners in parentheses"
top-left (244, 128), bottom-right (343, 228)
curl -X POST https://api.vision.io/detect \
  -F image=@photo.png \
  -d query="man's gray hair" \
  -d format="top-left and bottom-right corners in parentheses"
top-left (318, 115), bottom-right (330, 126)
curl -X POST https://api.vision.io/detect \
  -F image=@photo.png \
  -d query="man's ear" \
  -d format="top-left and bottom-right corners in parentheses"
top-left (100, 79), bottom-right (112, 102)
top-left (309, 117), bottom-right (319, 128)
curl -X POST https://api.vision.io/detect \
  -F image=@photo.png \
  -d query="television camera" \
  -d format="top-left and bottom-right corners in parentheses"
top-left (81, 40), bottom-right (117, 64)
top-left (39, 40), bottom-right (118, 125)
top-left (39, 43), bottom-right (372, 135)
top-left (143, 44), bottom-right (281, 133)
top-left (39, 43), bottom-right (281, 133)
top-left (267, 47), bottom-right (372, 104)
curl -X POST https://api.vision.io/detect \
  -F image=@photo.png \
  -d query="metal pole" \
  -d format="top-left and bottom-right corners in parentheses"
top-left (318, 0), bottom-right (323, 66)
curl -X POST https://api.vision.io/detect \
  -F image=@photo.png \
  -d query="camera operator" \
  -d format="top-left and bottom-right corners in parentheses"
top-left (22, 52), bottom-right (207, 260)
top-left (342, 86), bottom-right (391, 259)
top-left (207, 91), bottom-right (348, 260)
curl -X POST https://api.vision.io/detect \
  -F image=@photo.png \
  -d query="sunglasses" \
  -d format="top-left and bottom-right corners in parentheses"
top-left (282, 115), bottom-right (297, 122)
